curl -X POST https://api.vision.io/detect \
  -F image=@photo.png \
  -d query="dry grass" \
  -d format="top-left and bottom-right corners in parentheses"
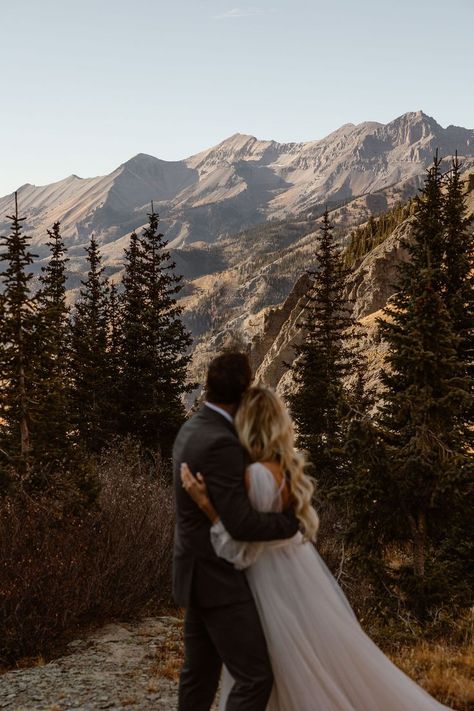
top-left (149, 618), bottom-right (184, 682)
top-left (388, 639), bottom-right (474, 710)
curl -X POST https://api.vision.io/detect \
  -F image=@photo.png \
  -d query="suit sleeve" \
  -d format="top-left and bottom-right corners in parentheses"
top-left (203, 437), bottom-right (299, 542)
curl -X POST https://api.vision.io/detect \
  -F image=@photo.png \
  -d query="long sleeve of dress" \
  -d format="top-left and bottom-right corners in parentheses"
top-left (210, 520), bottom-right (263, 570)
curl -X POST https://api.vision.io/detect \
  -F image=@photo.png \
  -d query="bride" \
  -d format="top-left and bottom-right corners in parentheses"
top-left (181, 385), bottom-right (452, 711)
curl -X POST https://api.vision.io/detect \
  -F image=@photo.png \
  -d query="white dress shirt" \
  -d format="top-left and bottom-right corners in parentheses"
top-left (204, 401), bottom-right (234, 424)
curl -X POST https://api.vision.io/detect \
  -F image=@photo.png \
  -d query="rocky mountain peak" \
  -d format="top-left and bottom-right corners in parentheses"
top-left (188, 132), bottom-right (274, 172)
top-left (376, 110), bottom-right (441, 145)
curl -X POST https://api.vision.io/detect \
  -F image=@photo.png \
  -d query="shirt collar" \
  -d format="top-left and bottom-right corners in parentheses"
top-left (204, 401), bottom-right (234, 424)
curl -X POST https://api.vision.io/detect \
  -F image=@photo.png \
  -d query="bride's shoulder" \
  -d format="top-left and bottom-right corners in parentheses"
top-left (246, 461), bottom-right (272, 475)
top-left (245, 462), bottom-right (284, 509)
top-left (245, 461), bottom-right (261, 483)
top-left (244, 461), bottom-right (276, 488)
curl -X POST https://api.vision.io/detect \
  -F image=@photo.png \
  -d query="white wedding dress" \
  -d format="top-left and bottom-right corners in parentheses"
top-left (211, 462), bottom-right (452, 711)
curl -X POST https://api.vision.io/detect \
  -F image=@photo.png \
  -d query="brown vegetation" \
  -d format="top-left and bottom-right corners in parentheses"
top-left (1, 443), bottom-right (471, 710)
top-left (149, 615), bottom-right (184, 682)
top-left (388, 637), bottom-right (474, 711)
top-left (0, 439), bottom-right (174, 666)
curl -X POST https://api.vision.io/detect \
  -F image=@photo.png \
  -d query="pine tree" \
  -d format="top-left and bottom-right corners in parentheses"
top-left (400, 152), bottom-right (445, 295)
top-left (443, 153), bottom-right (474, 377)
top-left (33, 221), bottom-right (73, 473)
top-left (105, 281), bottom-right (122, 438)
top-left (288, 210), bottom-right (359, 493)
top-left (373, 157), bottom-right (473, 612)
top-left (118, 230), bottom-right (144, 436)
top-left (107, 282), bottom-right (121, 364)
top-left (438, 154), bottom-right (474, 595)
top-left (70, 235), bottom-right (111, 453)
top-left (119, 208), bottom-right (192, 458)
top-left (0, 193), bottom-right (38, 479)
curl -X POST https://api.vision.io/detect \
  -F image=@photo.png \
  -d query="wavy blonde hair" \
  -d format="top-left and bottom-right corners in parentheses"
top-left (235, 386), bottom-right (319, 541)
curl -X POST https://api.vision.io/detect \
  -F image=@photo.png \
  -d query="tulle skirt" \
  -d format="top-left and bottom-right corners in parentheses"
top-left (219, 540), bottom-right (451, 710)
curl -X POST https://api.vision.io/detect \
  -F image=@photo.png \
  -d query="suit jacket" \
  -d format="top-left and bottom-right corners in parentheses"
top-left (172, 404), bottom-right (299, 608)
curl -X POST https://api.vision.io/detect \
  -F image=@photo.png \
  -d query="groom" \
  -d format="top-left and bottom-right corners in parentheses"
top-left (172, 352), bottom-right (299, 711)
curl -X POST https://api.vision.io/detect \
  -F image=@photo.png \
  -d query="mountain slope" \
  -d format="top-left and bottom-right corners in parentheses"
top-left (186, 169), bottom-right (474, 398)
top-left (2, 111), bottom-right (473, 263)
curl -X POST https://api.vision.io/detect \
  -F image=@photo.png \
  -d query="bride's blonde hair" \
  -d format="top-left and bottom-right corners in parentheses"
top-left (235, 386), bottom-right (319, 541)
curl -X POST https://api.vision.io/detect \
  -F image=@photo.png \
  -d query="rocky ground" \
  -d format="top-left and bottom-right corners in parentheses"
top-left (0, 614), bottom-right (471, 710)
top-left (0, 616), bottom-right (199, 711)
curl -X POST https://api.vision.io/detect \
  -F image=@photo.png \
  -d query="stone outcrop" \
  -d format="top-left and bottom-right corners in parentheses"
top-left (251, 273), bottom-right (311, 387)
top-left (344, 222), bottom-right (411, 320)
top-left (0, 617), bottom-right (186, 711)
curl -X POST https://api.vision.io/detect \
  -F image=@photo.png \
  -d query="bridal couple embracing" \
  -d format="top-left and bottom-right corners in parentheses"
top-left (172, 352), bottom-right (451, 711)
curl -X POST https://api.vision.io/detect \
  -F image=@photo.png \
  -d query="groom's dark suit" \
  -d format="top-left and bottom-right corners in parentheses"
top-left (173, 404), bottom-right (298, 711)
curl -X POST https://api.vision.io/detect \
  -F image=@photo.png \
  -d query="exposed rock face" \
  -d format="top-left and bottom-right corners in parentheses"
top-left (248, 227), bottom-right (406, 393)
top-left (251, 274), bottom-right (310, 389)
top-left (243, 179), bottom-right (474, 396)
top-left (344, 222), bottom-right (411, 320)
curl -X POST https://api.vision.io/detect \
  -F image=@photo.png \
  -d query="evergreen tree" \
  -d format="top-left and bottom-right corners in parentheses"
top-left (70, 235), bottom-right (111, 453)
top-left (119, 208), bottom-right (192, 458)
top-left (438, 154), bottom-right (474, 595)
top-left (33, 221), bottom-right (73, 473)
top-left (105, 281), bottom-right (122, 437)
top-left (443, 153), bottom-right (474, 377)
top-left (118, 230), bottom-right (144, 436)
top-left (372, 157), bottom-right (473, 612)
top-left (107, 282), bottom-right (121, 364)
top-left (0, 194), bottom-right (37, 478)
top-left (380, 276), bottom-right (471, 595)
top-left (400, 152), bottom-right (445, 294)
top-left (288, 210), bottom-right (359, 493)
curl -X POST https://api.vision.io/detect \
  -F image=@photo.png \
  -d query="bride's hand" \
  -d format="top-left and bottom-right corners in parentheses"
top-left (181, 463), bottom-right (210, 508)
top-left (181, 463), bottom-right (219, 524)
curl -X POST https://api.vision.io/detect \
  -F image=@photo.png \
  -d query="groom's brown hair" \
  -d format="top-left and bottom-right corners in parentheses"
top-left (205, 352), bottom-right (252, 405)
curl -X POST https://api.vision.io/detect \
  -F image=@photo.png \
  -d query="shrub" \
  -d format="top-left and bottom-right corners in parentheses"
top-left (0, 438), bottom-right (174, 665)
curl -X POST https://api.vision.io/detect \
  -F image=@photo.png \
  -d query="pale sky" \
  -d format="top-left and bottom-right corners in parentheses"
top-left (0, 0), bottom-right (472, 195)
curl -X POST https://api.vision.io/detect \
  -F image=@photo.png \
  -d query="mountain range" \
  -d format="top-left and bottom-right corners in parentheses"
top-left (2, 109), bottom-right (473, 394)
top-left (1, 110), bottom-right (473, 273)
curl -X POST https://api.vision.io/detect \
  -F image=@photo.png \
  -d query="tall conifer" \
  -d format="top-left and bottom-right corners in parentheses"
top-left (70, 235), bottom-right (111, 453)
top-left (119, 208), bottom-right (192, 458)
top-left (33, 221), bottom-right (73, 472)
top-left (288, 210), bottom-right (359, 492)
top-left (118, 230), bottom-right (144, 436)
top-left (372, 157), bottom-right (473, 610)
top-left (443, 154), bottom-right (474, 377)
top-left (105, 281), bottom-right (122, 437)
top-left (0, 194), bottom-right (37, 478)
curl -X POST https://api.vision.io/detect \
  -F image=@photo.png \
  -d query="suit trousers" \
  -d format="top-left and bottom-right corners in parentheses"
top-left (178, 598), bottom-right (274, 711)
